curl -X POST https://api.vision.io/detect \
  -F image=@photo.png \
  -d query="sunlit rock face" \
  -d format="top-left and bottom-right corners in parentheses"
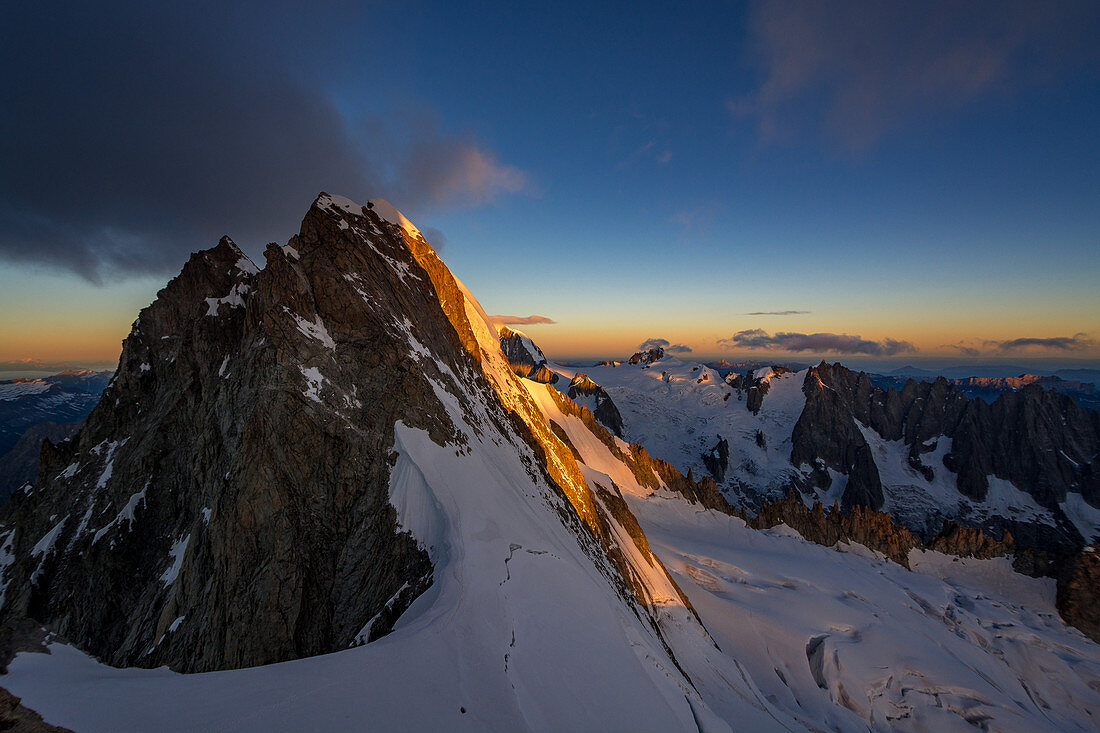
top-left (627, 347), bottom-right (664, 365)
top-left (497, 325), bottom-right (558, 384)
top-left (566, 374), bottom-right (625, 437)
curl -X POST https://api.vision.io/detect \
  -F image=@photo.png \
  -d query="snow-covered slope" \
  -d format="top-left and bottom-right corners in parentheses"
top-left (4, 196), bottom-right (1098, 732)
top-left (548, 358), bottom-right (1100, 547)
top-left (549, 358), bottom-right (808, 504)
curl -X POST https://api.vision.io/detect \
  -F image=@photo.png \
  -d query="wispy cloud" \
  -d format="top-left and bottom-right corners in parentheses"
top-left (487, 315), bottom-right (557, 326)
top-left (988, 333), bottom-right (1094, 353)
top-left (940, 333), bottom-right (1095, 356)
top-left (941, 342), bottom-right (982, 357)
top-left (743, 310), bottom-right (810, 316)
top-left (638, 338), bottom-right (692, 354)
top-left (719, 329), bottom-right (917, 356)
top-left (731, 1), bottom-right (1100, 150)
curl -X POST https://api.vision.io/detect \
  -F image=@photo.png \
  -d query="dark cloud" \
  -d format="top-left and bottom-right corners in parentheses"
top-left (637, 338), bottom-right (692, 354)
top-left (487, 315), bottom-right (557, 326)
top-left (0, 2), bottom-right (526, 283)
top-left (743, 310), bottom-right (810, 316)
top-left (989, 333), bottom-right (1094, 353)
top-left (719, 329), bottom-right (917, 356)
top-left (732, 1), bottom-right (1100, 149)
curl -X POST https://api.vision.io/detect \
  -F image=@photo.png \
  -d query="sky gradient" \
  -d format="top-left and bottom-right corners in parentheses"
top-left (2, 1), bottom-right (1098, 371)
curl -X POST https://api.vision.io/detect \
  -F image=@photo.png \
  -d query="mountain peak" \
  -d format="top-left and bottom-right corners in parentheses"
top-left (311, 193), bottom-right (424, 241)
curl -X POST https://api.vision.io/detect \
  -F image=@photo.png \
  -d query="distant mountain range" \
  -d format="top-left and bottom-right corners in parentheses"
top-left (888, 364), bottom-right (1100, 385)
top-left (0, 370), bottom-right (112, 503)
top-left (871, 370), bottom-right (1100, 411)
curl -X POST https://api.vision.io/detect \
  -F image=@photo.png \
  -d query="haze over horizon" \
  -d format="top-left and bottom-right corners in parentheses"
top-left (2, 1), bottom-right (1098, 371)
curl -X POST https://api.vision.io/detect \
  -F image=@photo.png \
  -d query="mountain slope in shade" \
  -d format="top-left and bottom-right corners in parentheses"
top-left (1, 195), bottom-right (1098, 732)
top-left (0, 420), bottom-right (84, 505)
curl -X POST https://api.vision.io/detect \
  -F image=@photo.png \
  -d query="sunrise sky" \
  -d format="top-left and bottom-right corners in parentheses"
top-left (2, 1), bottom-right (1098, 372)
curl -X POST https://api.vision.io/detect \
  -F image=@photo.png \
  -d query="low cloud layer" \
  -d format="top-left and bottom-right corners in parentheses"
top-left (638, 338), bottom-right (693, 354)
top-left (487, 315), bottom-right (557, 326)
top-left (0, 2), bottom-right (527, 283)
top-left (991, 333), bottom-right (1095, 353)
top-left (942, 333), bottom-right (1094, 356)
top-left (743, 310), bottom-right (810, 316)
top-left (732, 1), bottom-right (1100, 149)
top-left (720, 329), bottom-right (917, 356)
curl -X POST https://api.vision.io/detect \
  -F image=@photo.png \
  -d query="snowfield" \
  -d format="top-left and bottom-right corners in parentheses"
top-left (549, 359), bottom-right (809, 503)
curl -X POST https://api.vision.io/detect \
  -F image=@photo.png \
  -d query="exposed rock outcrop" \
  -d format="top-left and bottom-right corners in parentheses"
top-left (0, 421), bottom-right (83, 505)
top-left (497, 325), bottom-right (558, 384)
top-left (0, 687), bottom-right (71, 732)
top-left (790, 369), bottom-right (884, 511)
top-left (789, 362), bottom-right (1099, 549)
top-left (724, 366), bottom-right (790, 415)
top-left (567, 374), bottom-right (625, 437)
top-left (927, 521), bottom-right (1014, 559)
top-left (0, 203), bottom-right (453, 672)
top-left (628, 347), bottom-right (664, 365)
top-left (745, 494), bottom-right (920, 567)
top-left (701, 437), bottom-right (729, 483)
top-left (1055, 544), bottom-right (1100, 643)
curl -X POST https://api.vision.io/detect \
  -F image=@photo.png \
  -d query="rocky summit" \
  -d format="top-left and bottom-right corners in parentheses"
top-left (0, 195), bottom-right (710, 682)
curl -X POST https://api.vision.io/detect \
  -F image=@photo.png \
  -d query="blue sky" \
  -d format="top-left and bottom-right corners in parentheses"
top-left (1, 1), bottom-right (1098, 367)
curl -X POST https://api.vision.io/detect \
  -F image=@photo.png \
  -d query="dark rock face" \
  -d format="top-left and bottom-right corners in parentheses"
top-left (1055, 544), bottom-right (1100, 643)
top-left (724, 366), bottom-right (790, 415)
top-left (790, 370), bottom-right (884, 511)
top-left (567, 374), bottom-right (625, 437)
top-left (927, 522), bottom-right (1013, 559)
top-left (0, 687), bottom-right (71, 732)
top-left (745, 495), bottom-right (1015, 569)
top-left (0, 196), bottom-right (519, 672)
top-left (790, 362), bottom-right (1100, 547)
top-left (628, 347), bottom-right (664, 365)
top-left (701, 437), bottom-right (729, 483)
top-left (0, 421), bottom-right (83, 505)
top-left (745, 495), bottom-right (920, 567)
